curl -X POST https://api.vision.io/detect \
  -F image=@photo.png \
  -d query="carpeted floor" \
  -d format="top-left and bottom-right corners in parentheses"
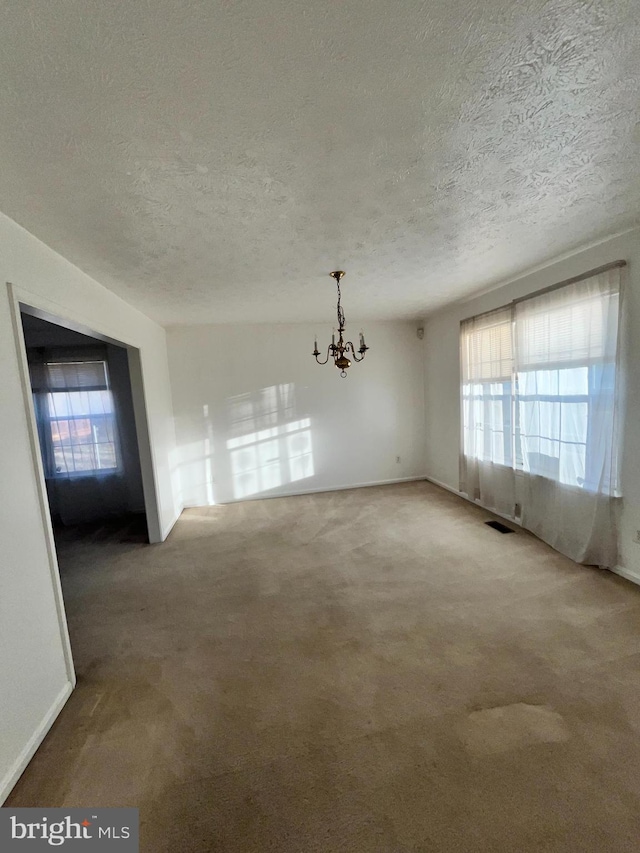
top-left (8, 481), bottom-right (640, 851)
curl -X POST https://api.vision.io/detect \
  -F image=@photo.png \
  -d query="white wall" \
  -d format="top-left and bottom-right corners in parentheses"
top-left (107, 344), bottom-right (147, 515)
top-left (0, 212), bottom-right (180, 802)
top-left (167, 322), bottom-right (426, 506)
top-left (422, 228), bottom-right (640, 579)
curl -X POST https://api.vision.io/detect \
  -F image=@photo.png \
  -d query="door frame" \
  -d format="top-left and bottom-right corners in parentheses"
top-left (6, 281), bottom-right (165, 686)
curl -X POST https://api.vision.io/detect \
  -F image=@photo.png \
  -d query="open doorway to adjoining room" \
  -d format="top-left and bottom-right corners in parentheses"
top-left (11, 299), bottom-right (163, 672)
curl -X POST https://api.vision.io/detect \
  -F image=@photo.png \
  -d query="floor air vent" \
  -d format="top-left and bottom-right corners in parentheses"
top-left (485, 520), bottom-right (515, 534)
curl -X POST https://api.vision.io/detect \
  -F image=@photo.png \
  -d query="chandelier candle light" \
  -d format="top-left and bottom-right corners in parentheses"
top-left (313, 271), bottom-right (368, 377)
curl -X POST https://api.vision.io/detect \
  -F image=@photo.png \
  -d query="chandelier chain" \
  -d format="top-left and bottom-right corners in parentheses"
top-left (336, 279), bottom-right (345, 331)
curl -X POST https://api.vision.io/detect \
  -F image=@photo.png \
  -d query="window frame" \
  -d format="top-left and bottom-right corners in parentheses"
top-left (37, 358), bottom-right (121, 479)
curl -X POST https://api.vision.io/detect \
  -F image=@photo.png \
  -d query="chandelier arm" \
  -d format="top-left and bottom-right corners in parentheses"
top-left (314, 344), bottom-right (332, 365)
top-left (346, 341), bottom-right (366, 362)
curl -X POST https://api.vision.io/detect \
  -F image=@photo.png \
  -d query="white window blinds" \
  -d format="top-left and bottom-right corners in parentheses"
top-left (45, 360), bottom-right (109, 392)
top-left (515, 282), bottom-right (620, 370)
top-left (461, 308), bottom-right (513, 382)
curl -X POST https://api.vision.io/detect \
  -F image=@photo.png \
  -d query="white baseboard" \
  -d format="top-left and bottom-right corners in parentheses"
top-left (423, 475), bottom-right (464, 498)
top-left (233, 474), bottom-right (428, 503)
top-left (610, 564), bottom-right (640, 587)
top-left (182, 476), bottom-right (429, 508)
top-left (160, 505), bottom-right (184, 542)
top-left (423, 475), bottom-right (521, 526)
top-left (425, 477), bottom-right (640, 586)
top-left (0, 680), bottom-right (74, 804)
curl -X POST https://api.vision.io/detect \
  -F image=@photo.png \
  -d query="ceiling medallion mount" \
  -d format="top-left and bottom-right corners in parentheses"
top-left (313, 271), bottom-right (368, 378)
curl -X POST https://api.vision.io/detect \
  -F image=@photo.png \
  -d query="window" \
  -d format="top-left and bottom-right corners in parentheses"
top-left (461, 267), bottom-right (621, 497)
top-left (461, 306), bottom-right (514, 469)
top-left (37, 360), bottom-right (119, 476)
top-left (514, 285), bottom-right (620, 495)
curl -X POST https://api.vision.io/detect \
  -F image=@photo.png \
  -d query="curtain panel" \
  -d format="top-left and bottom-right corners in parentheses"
top-left (460, 267), bottom-right (623, 568)
top-left (460, 306), bottom-right (516, 518)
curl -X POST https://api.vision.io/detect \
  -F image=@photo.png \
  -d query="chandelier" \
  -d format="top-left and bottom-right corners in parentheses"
top-left (313, 271), bottom-right (368, 377)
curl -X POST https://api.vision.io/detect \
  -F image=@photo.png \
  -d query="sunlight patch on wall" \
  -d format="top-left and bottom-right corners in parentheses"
top-left (226, 384), bottom-right (313, 499)
top-left (200, 403), bottom-right (217, 505)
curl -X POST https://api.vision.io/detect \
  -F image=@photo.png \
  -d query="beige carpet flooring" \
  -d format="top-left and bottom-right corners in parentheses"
top-left (7, 481), bottom-right (640, 851)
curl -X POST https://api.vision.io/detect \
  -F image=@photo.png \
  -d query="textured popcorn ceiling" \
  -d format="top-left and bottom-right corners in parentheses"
top-left (0, 0), bottom-right (639, 325)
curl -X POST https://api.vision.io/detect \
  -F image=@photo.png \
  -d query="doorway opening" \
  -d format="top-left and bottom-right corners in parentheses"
top-left (21, 311), bottom-right (150, 545)
top-left (11, 299), bottom-right (163, 671)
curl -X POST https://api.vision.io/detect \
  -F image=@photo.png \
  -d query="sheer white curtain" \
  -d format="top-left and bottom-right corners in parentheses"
top-left (30, 351), bottom-right (121, 478)
top-left (460, 306), bottom-right (516, 518)
top-left (460, 266), bottom-right (623, 568)
top-left (29, 347), bottom-right (129, 524)
top-left (513, 268), bottom-right (622, 566)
